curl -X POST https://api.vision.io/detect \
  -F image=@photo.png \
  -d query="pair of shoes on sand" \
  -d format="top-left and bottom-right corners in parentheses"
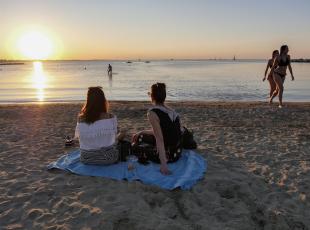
top-left (65, 136), bottom-right (74, 147)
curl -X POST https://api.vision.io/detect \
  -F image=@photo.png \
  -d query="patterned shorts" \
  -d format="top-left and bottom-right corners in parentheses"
top-left (80, 144), bottom-right (119, 165)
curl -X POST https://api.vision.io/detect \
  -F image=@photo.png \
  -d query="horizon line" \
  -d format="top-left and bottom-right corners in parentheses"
top-left (1, 57), bottom-right (310, 62)
top-left (0, 58), bottom-right (283, 62)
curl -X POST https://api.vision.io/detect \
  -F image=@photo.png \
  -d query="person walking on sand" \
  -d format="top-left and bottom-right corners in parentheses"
top-left (263, 50), bottom-right (279, 98)
top-left (269, 45), bottom-right (295, 108)
top-left (107, 64), bottom-right (112, 75)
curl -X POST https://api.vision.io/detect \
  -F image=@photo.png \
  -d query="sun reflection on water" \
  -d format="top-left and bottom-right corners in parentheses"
top-left (32, 61), bottom-right (46, 101)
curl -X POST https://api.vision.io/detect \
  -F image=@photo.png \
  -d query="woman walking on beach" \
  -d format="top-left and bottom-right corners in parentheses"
top-left (132, 83), bottom-right (182, 175)
top-left (75, 87), bottom-right (126, 165)
top-left (263, 50), bottom-right (279, 97)
top-left (269, 45), bottom-right (295, 108)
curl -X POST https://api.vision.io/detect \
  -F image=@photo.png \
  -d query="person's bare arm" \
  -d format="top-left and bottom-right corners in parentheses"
top-left (288, 56), bottom-right (294, 80)
top-left (117, 128), bottom-right (127, 141)
top-left (263, 60), bottom-right (271, 81)
top-left (148, 111), bottom-right (171, 175)
top-left (270, 57), bottom-right (279, 73)
top-left (132, 130), bottom-right (154, 142)
top-left (73, 124), bottom-right (79, 142)
top-left (73, 116), bottom-right (81, 141)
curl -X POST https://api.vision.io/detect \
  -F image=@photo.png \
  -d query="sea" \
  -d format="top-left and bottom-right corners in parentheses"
top-left (0, 60), bottom-right (309, 103)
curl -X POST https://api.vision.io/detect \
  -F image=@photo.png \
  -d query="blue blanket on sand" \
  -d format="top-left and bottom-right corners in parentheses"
top-left (47, 149), bottom-right (207, 190)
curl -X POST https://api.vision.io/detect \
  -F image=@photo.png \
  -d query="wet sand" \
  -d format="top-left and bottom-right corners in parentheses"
top-left (0, 101), bottom-right (309, 230)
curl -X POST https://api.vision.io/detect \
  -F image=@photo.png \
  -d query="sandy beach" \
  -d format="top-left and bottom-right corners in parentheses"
top-left (0, 101), bottom-right (309, 230)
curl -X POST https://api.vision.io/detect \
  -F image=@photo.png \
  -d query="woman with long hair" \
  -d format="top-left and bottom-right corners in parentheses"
top-left (269, 45), bottom-right (295, 107)
top-left (75, 86), bottom-right (125, 165)
top-left (132, 83), bottom-right (182, 175)
top-left (263, 50), bottom-right (279, 97)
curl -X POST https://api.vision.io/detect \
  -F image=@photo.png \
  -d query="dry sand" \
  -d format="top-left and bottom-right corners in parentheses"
top-left (0, 101), bottom-right (309, 230)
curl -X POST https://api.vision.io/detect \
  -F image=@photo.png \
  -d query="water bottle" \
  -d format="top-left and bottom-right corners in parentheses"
top-left (127, 155), bottom-right (138, 171)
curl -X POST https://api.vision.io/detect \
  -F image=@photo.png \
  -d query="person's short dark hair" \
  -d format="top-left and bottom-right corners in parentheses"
top-left (151, 83), bottom-right (166, 104)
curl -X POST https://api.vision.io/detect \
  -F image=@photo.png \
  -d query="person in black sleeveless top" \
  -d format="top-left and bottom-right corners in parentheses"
top-left (269, 45), bottom-right (295, 108)
top-left (133, 83), bottom-right (182, 175)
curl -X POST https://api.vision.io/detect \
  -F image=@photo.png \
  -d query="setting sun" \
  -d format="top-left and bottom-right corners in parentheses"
top-left (18, 31), bottom-right (53, 60)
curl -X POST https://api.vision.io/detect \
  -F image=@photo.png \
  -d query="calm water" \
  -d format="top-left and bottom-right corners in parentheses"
top-left (0, 60), bottom-right (309, 103)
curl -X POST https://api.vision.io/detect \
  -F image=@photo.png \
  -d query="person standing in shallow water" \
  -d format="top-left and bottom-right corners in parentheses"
top-left (269, 45), bottom-right (295, 108)
top-left (263, 50), bottom-right (279, 98)
top-left (107, 64), bottom-right (112, 75)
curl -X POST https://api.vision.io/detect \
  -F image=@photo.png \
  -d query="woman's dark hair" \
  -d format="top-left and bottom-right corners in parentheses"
top-left (280, 45), bottom-right (288, 55)
top-left (79, 86), bottom-right (109, 124)
top-left (272, 50), bottom-right (279, 57)
top-left (151, 83), bottom-right (166, 104)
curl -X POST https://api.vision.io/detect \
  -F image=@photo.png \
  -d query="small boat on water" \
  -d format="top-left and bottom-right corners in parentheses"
top-left (126, 61), bottom-right (132, 64)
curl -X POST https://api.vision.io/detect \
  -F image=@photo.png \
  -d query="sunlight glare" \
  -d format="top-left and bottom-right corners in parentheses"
top-left (18, 31), bottom-right (53, 60)
top-left (32, 61), bottom-right (46, 101)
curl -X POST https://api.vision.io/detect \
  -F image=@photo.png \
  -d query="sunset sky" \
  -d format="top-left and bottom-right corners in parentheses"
top-left (1, 0), bottom-right (310, 60)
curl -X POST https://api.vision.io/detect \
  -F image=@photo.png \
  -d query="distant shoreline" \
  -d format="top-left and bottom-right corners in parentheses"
top-left (1, 58), bottom-right (310, 63)
top-left (1, 100), bottom-right (310, 106)
top-left (291, 59), bottom-right (310, 63)
top-left (0, 62), bottom-right (24, 65)
top-left (1, 59), bottom-right (266, 62)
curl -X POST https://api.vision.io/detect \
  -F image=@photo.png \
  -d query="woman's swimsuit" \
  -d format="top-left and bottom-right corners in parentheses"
top-left (275, 56), bottom-right (290, 80)
top-left (278, 57), bottom-right (290, 66)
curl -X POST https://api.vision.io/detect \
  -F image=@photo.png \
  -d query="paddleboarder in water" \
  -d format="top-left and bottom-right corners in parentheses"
top-left (107, 64), bottom-right (112, 75)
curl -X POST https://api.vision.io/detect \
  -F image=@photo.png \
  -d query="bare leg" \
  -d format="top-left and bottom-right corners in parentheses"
top-left (268, 77), bottom-right (277, 98)
top-left (273, 73), bottom-right (284, 107)
top-left (269, 86), bottom-right (278, 104)
top-left (117, 129), bottom-right (127, 141)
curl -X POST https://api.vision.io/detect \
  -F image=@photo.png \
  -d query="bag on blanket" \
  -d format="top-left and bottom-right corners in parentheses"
top-left (117, 140), bottom-right (132, 162)
top-left (131, 134), bottom-right (157, 164)
top-left (181, 127), bottom-right (197, 149)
